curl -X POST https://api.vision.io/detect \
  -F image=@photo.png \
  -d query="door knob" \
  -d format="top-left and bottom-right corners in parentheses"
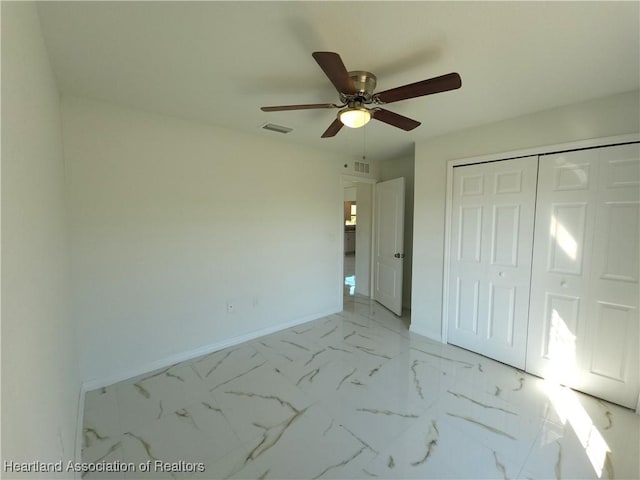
top-left (560, 280), bottom-right (567, 288)
top-left (394, 253), bottom-right (405, 259)
top-left (499, 271), bottom-right (505, 277)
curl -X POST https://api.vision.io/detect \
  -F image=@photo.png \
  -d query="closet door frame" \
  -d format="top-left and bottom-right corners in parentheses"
top-left (441, 135), bottom-right (639, 393)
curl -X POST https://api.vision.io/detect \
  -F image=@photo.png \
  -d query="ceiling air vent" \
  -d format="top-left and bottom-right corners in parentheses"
top-left (261, 123), bottom-right (293, 134)
top-left (354, 161), bottom-right (370, 174)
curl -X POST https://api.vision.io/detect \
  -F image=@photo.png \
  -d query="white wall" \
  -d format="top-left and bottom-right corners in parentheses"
top-left (62, 97), bottom-right (363, 384)
top-left (411, 90), bottom-right (640, 340)
top-left (1, 2), bottom-right (80, 474)
top-left (379, 153), bottom-right (415, 310)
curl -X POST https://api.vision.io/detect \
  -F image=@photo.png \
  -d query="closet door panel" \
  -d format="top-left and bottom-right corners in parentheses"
top-left (581, 144), bottom-right (639, 407)
top-left (526, 150), bottom-right (595, 385)
top-left (448, 156), bottom-right (538, 369)
top-left (527, 143), bottom-right (639, 408)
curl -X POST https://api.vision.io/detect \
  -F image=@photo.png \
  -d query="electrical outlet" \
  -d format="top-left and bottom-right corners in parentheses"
top-left (226, 302), bottom-right (235, 314)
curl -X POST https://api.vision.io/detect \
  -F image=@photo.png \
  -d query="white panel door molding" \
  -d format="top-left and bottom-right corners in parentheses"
top-left (374, 177), bottom-right (405, 316)
top-left (447, 156), bottom-right (538, 369)
top-left (527, 143), bottom-right (640, 408)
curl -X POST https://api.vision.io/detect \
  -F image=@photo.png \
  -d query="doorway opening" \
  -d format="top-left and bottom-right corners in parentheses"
top-left (344, 199), bottom-right (356, 296)
top-left (341, 177), bottom-right (374, 305)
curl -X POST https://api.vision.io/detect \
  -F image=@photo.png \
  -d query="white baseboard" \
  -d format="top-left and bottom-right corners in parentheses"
top-left (409, 323), bottom-right (444, 343)
top-left (79, 306), bottom-right (340, 393)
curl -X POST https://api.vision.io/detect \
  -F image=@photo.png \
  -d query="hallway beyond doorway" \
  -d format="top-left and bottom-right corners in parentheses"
top-left (344, 253), bottom-right (356, 296)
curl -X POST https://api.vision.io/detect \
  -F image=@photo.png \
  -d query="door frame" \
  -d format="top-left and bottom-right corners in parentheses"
top-left (441, 133), bottom-right (640, 345)
top-left (338, 175), bottom-right (377, 312)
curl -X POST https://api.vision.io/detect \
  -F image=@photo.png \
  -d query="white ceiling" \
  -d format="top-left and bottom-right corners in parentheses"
top-left (37, 1), bottom-right (640, 162)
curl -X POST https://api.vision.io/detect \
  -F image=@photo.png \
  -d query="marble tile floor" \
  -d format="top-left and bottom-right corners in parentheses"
top-left (82, 296), bottom-right (639, 479)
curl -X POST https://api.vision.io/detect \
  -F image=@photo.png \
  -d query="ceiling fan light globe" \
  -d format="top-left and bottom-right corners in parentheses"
top-left (339, 108), bottom-right (371, 128)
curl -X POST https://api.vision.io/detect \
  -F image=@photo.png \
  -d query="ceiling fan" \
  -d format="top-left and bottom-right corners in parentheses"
top-left (260, 51), bottom-right (462, 138)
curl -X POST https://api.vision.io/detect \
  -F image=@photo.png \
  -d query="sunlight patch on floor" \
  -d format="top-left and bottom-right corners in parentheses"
top-left (544, 381), bottom-right (612, 478)
top-left (344, 274), bottom-right (356, 296)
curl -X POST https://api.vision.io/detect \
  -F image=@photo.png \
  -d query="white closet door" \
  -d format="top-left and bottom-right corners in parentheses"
top-left (447, 156), bottom-right (538, 369)
top-left (527, 143), bottom-right (639, 408)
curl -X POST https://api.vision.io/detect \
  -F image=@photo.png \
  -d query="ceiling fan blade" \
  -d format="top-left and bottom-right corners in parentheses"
top-left (375, 72), bottom-right (461, 104)
top-left (373, 109), bottom-right (421, 131)
top-left (312, 52), bottom-right (356, 95)
top-left (321, 118), bottom-right (344, 138)
top-left (261, 103), bottom-right (337, 112)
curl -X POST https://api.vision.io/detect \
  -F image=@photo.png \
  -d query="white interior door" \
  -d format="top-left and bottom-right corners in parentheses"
top-left (374, 177), bottom-right (405, 316)
top-left (527, 143), bottom-right (640, 408)
top-left (447, 156), bottom-right (538, 369)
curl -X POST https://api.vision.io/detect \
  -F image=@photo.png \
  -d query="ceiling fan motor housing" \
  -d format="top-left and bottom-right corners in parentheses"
top-left (340, 71), bottom-right (377, 104)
